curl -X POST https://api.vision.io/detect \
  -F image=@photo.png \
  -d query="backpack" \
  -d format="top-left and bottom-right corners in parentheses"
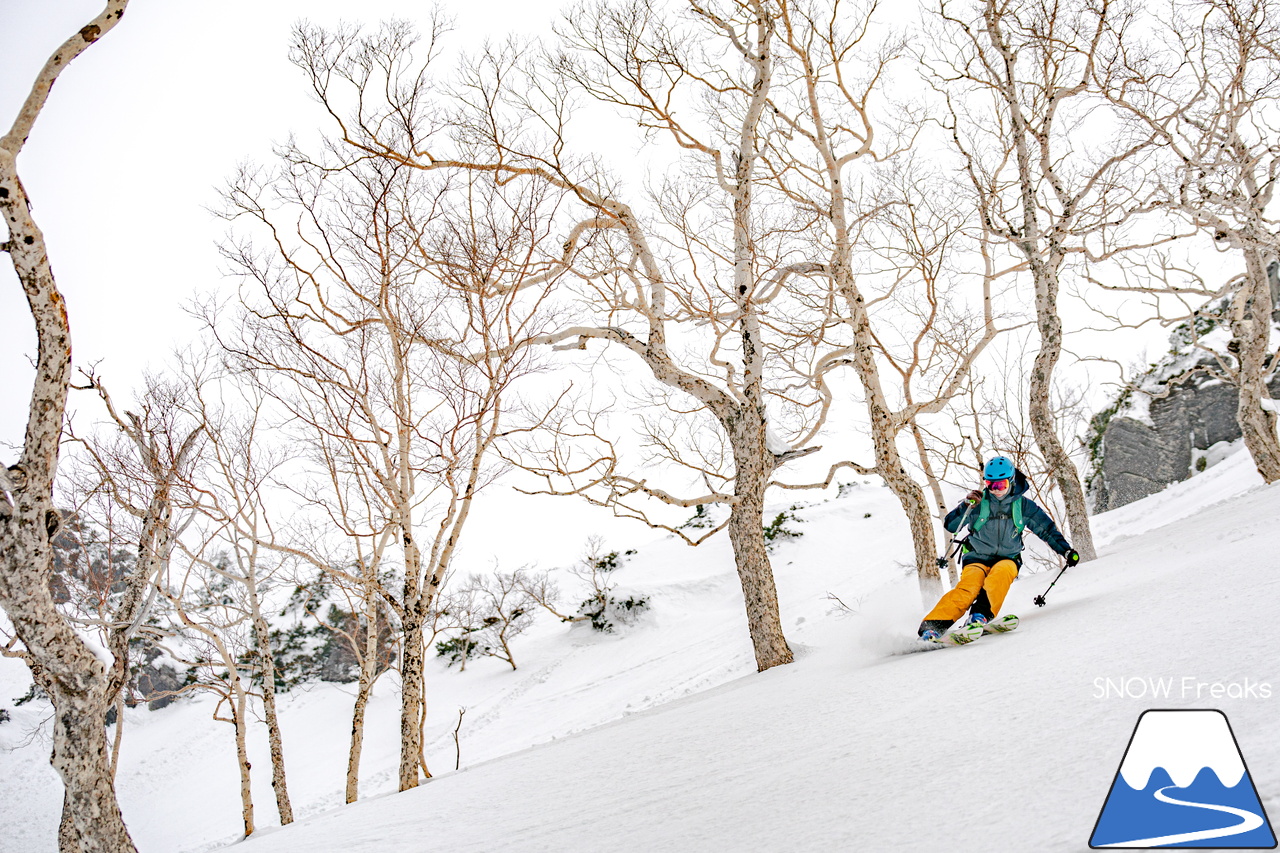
top-left (970, 495), bottom-right (1025, 534)
top-left (960, 495), bottom-right (1026, 555)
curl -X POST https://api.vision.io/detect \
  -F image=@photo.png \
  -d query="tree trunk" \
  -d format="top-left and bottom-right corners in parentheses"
top-left (232, 689), bottom-right (254, 837)
top-left (911, 422), bottom-right (957, 586)
top-left (58, 791), bottom-right (81, 853)
top-left (833, 262), bottom-right (946, 598)
top-left (345, 663), bottom-right (374, 803)
top-left (398, 606), bottom-right (426, 790)
top-left (52, 685), bottom-right (135, 853)
top-left (1235, 248), bottom-right (1280, 482)
top-left (726, 412), bottom-right (793, 672)
top-left (251, 611), bottom-right (293, 825)
top-left (1, 6), bottom-right (136, 850)
top-left (719, 8), bottom-right (790, 674)
top-left (883, 467), bottom-right (944, 601)
top-left (0, 532), bottom-right (136, 853)
top-left (109, 691), bottom-right (126, 776)
top-left (1027, 259), bottom-right (1096, 560)
top-left (345, 587), bottom-right (380, 804)
top-left (981, 1), bottom-right (1095, 562)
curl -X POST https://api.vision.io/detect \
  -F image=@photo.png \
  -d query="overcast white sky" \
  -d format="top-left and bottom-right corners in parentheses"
top-left (0, 0), bottom-right (569, 449)
top-left (2, 0), bottom-right (1184, 574)
top-left (0, 0), bottom-right (666, 572)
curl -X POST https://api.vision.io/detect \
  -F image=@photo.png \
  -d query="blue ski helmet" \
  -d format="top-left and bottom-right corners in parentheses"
top-left (983, 455), bottom-right (1015, 481)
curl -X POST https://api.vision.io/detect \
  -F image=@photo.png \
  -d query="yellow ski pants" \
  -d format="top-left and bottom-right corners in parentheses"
top-left (924, 559), bottom-right (1019, 623)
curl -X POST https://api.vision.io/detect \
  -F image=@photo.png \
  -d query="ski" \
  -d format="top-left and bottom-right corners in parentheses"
top-left (918, 622), bottom-right (983, 649)
top-left (980, 614), bottom-right (1019, 634)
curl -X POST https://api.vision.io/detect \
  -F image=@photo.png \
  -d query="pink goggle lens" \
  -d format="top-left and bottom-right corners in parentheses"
top-left (985, 478), bottom-right (1010, 491)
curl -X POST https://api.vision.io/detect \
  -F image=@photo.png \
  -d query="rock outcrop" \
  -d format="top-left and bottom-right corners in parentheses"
top-left (1090, 369), bottom-right (1280, 511)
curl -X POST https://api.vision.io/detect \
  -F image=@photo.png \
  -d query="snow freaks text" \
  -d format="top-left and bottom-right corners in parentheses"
top-left (1093, 677), bottom-right (1273, 701)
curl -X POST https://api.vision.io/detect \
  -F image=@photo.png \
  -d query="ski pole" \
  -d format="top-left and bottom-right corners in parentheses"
top-left (1033, 562), bottom-right (1069, 607)
top-left (936, 494), bottom-right (978, 582)
top-left (935, 530), bottom-right (965, 571)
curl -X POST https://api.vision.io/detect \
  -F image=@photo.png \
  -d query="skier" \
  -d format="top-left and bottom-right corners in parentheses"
top-left (918, 455), bottom-right (1080, 641)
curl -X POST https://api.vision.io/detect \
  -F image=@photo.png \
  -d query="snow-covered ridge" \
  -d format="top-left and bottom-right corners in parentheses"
top-left (1118, 710), bottom-right (1246, 790)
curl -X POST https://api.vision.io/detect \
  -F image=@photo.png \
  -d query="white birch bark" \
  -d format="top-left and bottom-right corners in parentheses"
top-left (167, 593), bottom-right (257, 837)
top-left (1235, 247), bottom-right (1280, 480)
top-left (230, 675), bottom-right (255, 837)
top-left (247, 568), bottom-right (293, 824)
top-left (344, 580), bottom-right (380, 803)
top-left (0, 4), bottom-right (136, 851)
top-left (335, 8), bottom-right (800, 670)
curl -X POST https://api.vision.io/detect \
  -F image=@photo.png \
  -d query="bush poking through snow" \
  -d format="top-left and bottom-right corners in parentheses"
top-left (521, 536), bottom-right (649, 634)
top-left (435, 571), bottom-right (536, 671)
top-left (679, 504), bottom-right (718, 530)
top-left (13, 682), bottom-right (44, 706)
top-left (589, 548), bottom-right (636, 573)
top-left (435, 635), bottom-right (483, 668)
top-left (576, 590), bottom-right (650, 633)
top-left (763, 510), bottom-right (804, 549)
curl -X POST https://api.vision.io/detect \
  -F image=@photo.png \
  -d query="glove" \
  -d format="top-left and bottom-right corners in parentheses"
top-left (1065, 549), bottom-right (1080, 566)
top-left (965, 489), bottom-right (982, 506)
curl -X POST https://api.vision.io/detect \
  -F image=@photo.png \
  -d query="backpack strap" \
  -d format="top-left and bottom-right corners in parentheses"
top-left (970, 495), bottom-right (1025, 533)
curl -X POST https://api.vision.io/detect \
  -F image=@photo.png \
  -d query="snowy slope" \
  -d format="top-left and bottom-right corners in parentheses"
top-left (2, 451), bottom-right (1278, 852)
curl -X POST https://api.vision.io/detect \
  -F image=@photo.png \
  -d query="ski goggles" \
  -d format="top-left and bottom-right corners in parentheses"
top-left (984, 478), bottom-right (1011, 491)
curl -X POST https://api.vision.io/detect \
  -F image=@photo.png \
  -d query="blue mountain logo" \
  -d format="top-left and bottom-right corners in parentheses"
top-left (1090, 709), bottom-right (1276, 848)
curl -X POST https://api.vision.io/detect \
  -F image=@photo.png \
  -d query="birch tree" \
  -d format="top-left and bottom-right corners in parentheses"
top-left (63, 372), bottom-right (201, 842)
top-left (290, 6), bottom-right (815, 670)
top-left (0, 4), bottom-right (138, 850)
top-left (177, 376), bottom-right (296, 826)
top-left (159, 553), bottom-right (260, 838)
top-left (1111, 0), bottom-right (1280, 480)
top-left (294, 0), bottom-right (1008, 657)
top-left (211, 111), bottom-right (564, 790)
top-left (760, 4), bottom-right (1012, 598)
top-left (74, 370), bottom-right (291, 837)
top-left (272, 561), bottom-right (398, 802)
top-left (492, 1), bottom-right (825, 668)
top-left (928, 0), bottom-right (1169, 561)
top-left (72, 374), bottom-right (202, 705)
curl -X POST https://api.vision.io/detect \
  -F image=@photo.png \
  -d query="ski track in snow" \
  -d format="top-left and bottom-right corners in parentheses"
top-left (1, 457), bottom-right (1278, 851)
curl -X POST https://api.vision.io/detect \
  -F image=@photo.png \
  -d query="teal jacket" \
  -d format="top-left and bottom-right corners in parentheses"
top-left (944, 469), bottom-right (1071, 567)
